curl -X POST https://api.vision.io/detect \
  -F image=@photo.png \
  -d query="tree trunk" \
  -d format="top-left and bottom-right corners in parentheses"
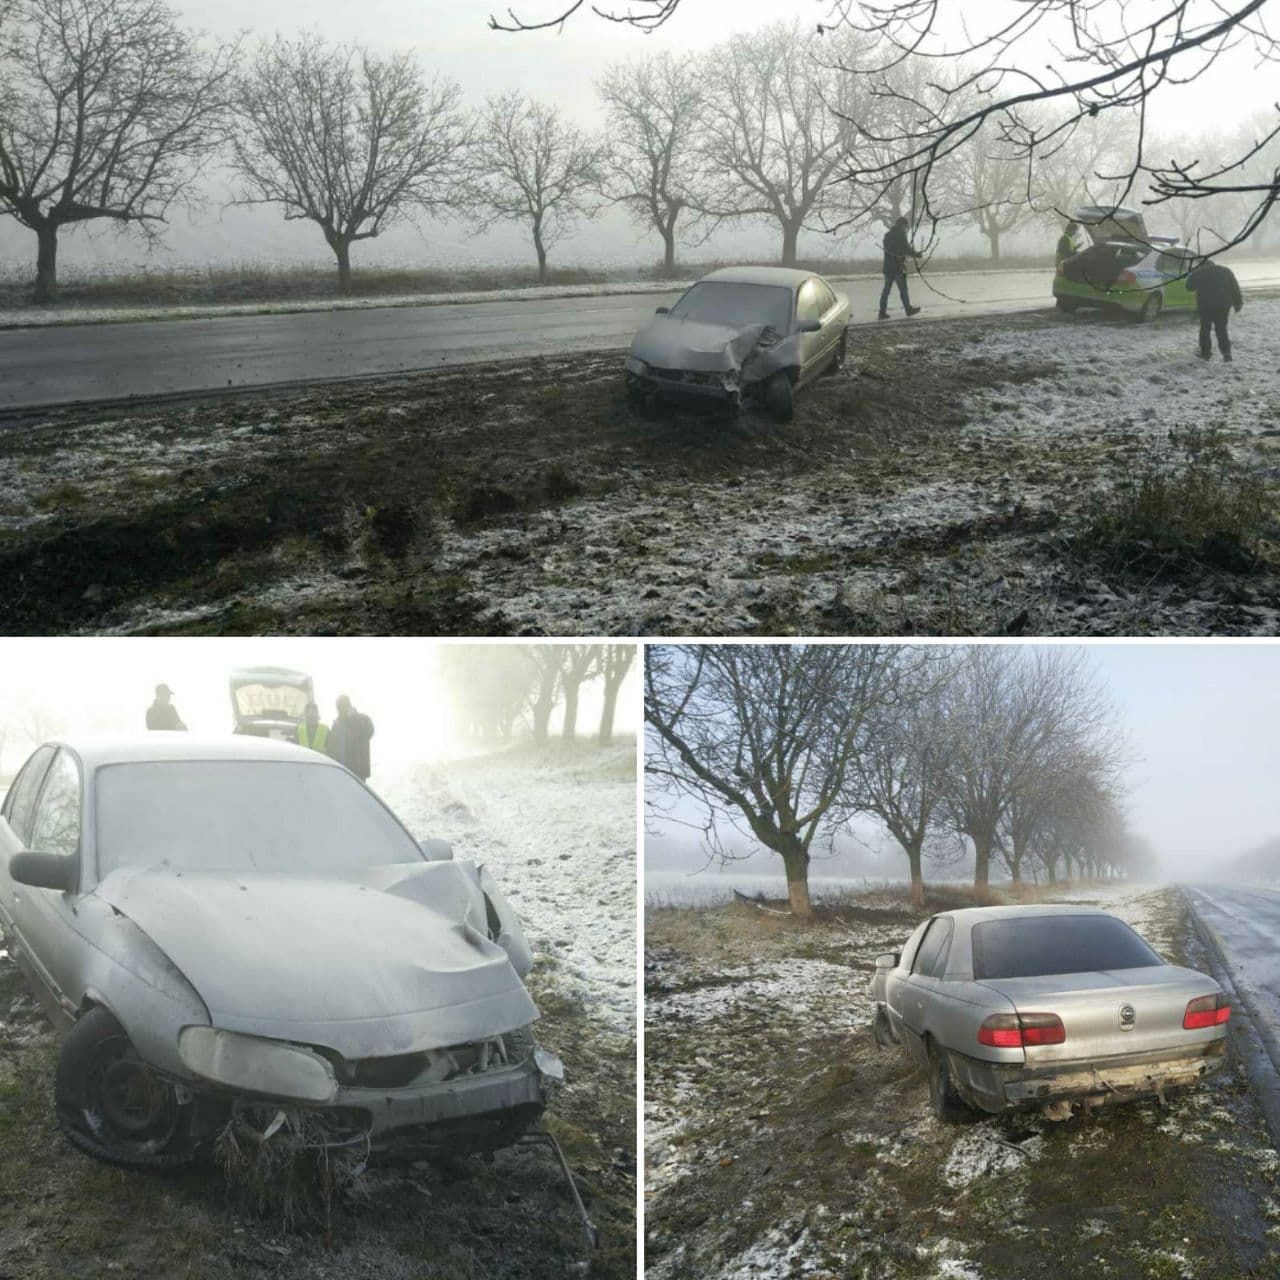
top-left (780, 220), bottom-right (800, 267)
top-left (973, 832), bottom-right (994, 902)
top-left (988, 223), bottom-right (1001, 261)
top-left (333, 238), bottom-right (353, 292)
top-left (906, 840), bottom-right (925, 909)
top-left (662, 226), bottom-right (676, 273)
top-left (33, 224), bottom-right (59, 303)
top-left (1010, 840), bottom-right (1025, 888)
top-left (598, 680), bottom-right (619, 746)
top-left (533, 221), bottom-right (548, 285)
top-left (562, 681), bottom-right (580, 741)
top-left (780, 839), bottom-right (812, 918)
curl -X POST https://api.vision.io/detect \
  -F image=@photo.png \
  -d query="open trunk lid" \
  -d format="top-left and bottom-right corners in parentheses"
top-left (979, 965), bottom-right (1222, 1064)
top-left (1074, 205), bottom-right (1148, 246)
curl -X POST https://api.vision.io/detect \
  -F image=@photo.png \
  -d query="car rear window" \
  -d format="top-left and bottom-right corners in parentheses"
top-left (668, 282), bottom-right (792, 332)
top-left (972, 915), bottom-right (1163, 980)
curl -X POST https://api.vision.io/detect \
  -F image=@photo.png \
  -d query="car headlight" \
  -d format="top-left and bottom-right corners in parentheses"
top-left (625, 355), bottom-right (649, 377)
top-left (179, 1026), bottom-right (338, 1103)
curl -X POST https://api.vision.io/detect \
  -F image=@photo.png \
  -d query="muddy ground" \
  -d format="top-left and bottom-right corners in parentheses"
top-left (0, 950), bottom-right (634, 1280)
top-left (3, 305), bottom-right (1279, 636)
top-left (644, 887), bottom-right (1280, 1280)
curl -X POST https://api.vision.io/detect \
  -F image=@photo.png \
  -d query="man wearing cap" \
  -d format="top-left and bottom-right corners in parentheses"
top-left (297, 702), bottom-right (329, 753)
top-left (145, 683), bottom-right (187, 731)
top-left (328, 695), bottom-right (375, 782)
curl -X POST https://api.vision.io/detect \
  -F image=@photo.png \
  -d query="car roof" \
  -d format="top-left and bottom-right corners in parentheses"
top-left (43, 733), bottom-right (333, 770)
top-left (933, 903), bottom-right (1116, 928)
top-left (699, 266), bottom-right (819, 288)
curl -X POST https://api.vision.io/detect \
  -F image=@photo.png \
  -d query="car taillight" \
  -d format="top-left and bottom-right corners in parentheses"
top-left (977, 1013), bottom-right (1066, 1048)
top-left (1183, 994), bottom-right (1230, 1029)
top-left (1116, 269), bottom-right (1137, 285)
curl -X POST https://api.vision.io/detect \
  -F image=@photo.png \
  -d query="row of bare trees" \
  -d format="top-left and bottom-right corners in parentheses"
top-left (646, 645), bottom-right (1143, 918)
top-left (439, 643), bottom-right (635, 749)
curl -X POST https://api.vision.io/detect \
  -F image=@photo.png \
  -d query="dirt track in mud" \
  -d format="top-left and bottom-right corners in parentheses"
top-left (2, 303), bottom-right (1279, 636)
top-left (644, 889), bottom-right (1280, 1280)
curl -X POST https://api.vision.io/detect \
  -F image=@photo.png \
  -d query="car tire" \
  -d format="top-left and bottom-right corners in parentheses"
top-left (926, 1038), bottom-right (970, 1123)
top-left (55, 1006), bottom-right (198, 1172)
top-left (763, 372), bottom-right (795, 423)
top-left (1055, 296), bottom-right (1078, 313)
top-left (830, 328), bottom-right (849, 371)
top-left (1138, 292), bottom-right (1164, 323)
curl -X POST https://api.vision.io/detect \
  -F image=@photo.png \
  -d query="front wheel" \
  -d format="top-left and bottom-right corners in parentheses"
top-left (55, 1006), bottom-right (199, 1171)
top-left (830, 328), bottom-right (849, 371)
top-left (762, 372), bottom-right (795, 424)
top-left (1138, 292), bottom-right (1164, 323)
top-left (1055, 295), bottom-right (1078, 313)
top-left (927, 1039), bottom-right (970, 1123)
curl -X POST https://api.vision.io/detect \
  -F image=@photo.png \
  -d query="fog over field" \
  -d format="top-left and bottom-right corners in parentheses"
top-left (3, 0), bottom-right (1278, 276)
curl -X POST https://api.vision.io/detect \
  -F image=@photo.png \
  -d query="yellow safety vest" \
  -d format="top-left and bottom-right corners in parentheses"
top-left (298, 723), bottom-right (328, 750)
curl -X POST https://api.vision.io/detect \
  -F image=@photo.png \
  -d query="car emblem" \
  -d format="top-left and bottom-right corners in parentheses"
top-left (1119, 1003), bottom-right (1136, 1029)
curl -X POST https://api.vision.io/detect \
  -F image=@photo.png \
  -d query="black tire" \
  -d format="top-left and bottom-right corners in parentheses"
top-left (926, 1038), bottom-right (970, 1123)
top-left (830, 328), bottom-right (849, 371)
top-left (763, 371), bottom-right (795, 423)
top-left (55, 1006), bottom-right (198, 1172)
top-left (1138, 292), bottom-right (1164, 323)
top-left (1055, 295), bottom-right (1078, 313)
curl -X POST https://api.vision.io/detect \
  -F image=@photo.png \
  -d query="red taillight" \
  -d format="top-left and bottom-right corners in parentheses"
top-left (977, 1013), bottom-right (1066, 1048)
top-left (1117, 269), bottom-right (1137, 285)
top-left (1183, 994), bottom-right (1231, 1030)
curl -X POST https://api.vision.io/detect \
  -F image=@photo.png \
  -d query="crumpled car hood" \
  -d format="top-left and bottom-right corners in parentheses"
top-left (94, 862), bottom-right (538, 1058)
top-left (631, 316), bottom-right (796, 382)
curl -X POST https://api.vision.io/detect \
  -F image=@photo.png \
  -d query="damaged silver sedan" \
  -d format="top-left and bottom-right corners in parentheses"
top-left (0, 735), bottom-right (569, 1180)
top-left (870, 905), bottom-right (1230, 1122)
top-left (625, 266), bottom-right (851, 422)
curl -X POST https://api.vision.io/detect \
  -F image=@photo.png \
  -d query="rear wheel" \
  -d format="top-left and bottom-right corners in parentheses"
top-left (55, 1007), bottom-right (198, 1171)
top-left (926, 1038), bottom-right (970, 1123)
top-left (1138, 292), bottom-right (1164, 323)
top-left (762, 371), bottom-right (795, 423)
top-left (1055, 295), bottom-right (1078, 313)
top-left (830, 328), bottom-right (849, 371)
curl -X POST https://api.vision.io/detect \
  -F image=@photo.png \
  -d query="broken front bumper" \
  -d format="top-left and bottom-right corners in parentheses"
top-left (625, 358), bottom-right (740, 405)
top-left (952, 1040), bottom-right (1226, 1114)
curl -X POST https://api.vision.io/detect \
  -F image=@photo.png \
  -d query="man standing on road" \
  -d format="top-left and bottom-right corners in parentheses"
top-left (1187, 257), bottom-right (1244, 362)
top-left (297, 702), bottom-right (328, 753)
top-left (879, 216), bottom-right (922, 320)
top-left (329, 695), bottom-right (374, 782)
top-left (145, 684), bottom-right (187, 731)
top-left (1055, 220), bottom-right (1081, 264)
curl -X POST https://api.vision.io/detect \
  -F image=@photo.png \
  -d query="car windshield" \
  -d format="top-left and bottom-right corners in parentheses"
top-left (668, 282), bottom-right (792, 331)
top-left (232, 682), bottom-right (310, 721)
top-left (95, 761), bottom-right (422, 876)
top-left (972, 915), bottom-right (1163, 980)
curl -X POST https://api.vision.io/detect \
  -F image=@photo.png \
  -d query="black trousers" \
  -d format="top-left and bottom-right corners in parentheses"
top-left (1198, 307), bottom-right (1231, 357)
top-left (879, 269), bottom-right (911, 313)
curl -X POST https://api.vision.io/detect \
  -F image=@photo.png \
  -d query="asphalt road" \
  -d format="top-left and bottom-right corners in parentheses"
top-left (4, 260), bottom-right (1280, 410)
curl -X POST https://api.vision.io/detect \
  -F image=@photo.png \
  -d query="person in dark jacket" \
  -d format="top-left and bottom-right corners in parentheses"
top-left (1186, 258), bottom-right (1244, 362)
top-left (329, 695), bottom-right (374, 781)
top-left (145, 683), bottom-right (187, 731)
top-left (879, 216), bottom-right (921, 319)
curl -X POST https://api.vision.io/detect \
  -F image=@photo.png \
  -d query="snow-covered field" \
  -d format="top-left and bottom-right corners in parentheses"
top-left (378, 742), bottom-right (636, 1032)
top-left (645, 870), bottom-right (922, 908)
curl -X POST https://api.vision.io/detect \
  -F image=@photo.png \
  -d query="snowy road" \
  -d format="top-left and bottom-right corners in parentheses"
top-left (4, 259), bottom-right (1280, 409)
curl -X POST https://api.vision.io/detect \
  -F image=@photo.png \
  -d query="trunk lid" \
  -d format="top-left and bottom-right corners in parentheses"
top-left (1074, 204), bottom-right (1148, 246)
top-left (978, 965), bottom-right (1221, 1064)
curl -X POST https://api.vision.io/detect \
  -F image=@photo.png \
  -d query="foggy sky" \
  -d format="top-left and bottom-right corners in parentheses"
top-left (646, 643), bottom-right (1280, 884)
top-left (2, 1), bottom-right (1275, 273)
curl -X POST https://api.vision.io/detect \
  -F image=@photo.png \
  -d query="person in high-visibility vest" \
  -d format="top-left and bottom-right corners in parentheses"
top-left (1055, 220), bottom-right (1081, 264)
top-left (297, 702), bottom-right (328, 752)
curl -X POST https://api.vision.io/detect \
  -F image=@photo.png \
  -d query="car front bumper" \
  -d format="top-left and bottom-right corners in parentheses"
top-left (625, 362), bottom-right (741, 405)
top-left (951, 1040), bottom-right (1226, 1114)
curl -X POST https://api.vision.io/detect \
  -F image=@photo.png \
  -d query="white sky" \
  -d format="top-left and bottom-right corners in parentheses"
top-left (0, 638), bottom-right (639, 777)
top-left (2, 0), bottom-right (1274, 272)
top-left (646, 642), bottom-right (1280, 883)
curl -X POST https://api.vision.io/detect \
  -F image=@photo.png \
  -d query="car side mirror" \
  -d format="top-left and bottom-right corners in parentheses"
top-left (875, 952), bottom-right (900, 970)
top-left (798, 319), bottom-right (822, 333)
top-left (655, 305), bottom-right (670, 315)
top-left (10, 851), bottom-right (77, 892)
top-left (419, 838), bottom-right (454, 862)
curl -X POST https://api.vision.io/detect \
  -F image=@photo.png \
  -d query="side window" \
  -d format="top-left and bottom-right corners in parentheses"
top-left (795, 280), bottom-right (822, 325)
top-left (1156, 251), bottom-right (1178, 274)
top-left (912, 917), bottom-right (947, 976)
top-left (2, 746), bottom-right (56, 845)
top-left (915, 919), bottom-right (954, 978)
top-left (28, 750), bottom-right (82, 860)
top-left (814, 279), bottom-right (837, 313)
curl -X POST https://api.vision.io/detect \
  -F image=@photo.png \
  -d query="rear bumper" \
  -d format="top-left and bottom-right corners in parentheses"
top-left (1052, 277), bottom-right (1146, 312)
top-left (952, 1040), bottom-right (1227, 1114)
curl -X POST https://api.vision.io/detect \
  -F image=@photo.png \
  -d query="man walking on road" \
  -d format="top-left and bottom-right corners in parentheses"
top-left (1187, 257), bottom-right (1244, 362)
top-left (297, 702), bottom-right (328, 753)
top-left (879, 216), bottom-right (922, 320)
top-left (329, 695), bottom-right (374, 782)
top-left (145, 684), bottom-right (187, 731)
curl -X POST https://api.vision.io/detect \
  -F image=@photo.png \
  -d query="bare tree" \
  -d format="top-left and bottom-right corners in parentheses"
top-left (0, 0), bottom-right (237, 302)
top-left (596, 52), bottom-right (703, 274)
top-left (525, 644), bottom-right (563, 743)
top-left (831, 1), bottom-right (1280, 261)
top-left (488, 0), bottom-right (678, 32)
top-left (233, 34), bottom-right (471, 291)
top-left (472, 92), bottom-right (603, 284)
top-left (645, 644), bottom-right (909, 918)
top-left (694, 22), bottom-right (865, 266)
top-left (559, 644), bottom-right (600, 741)
top-left (597, 644), bottom-right (635, 746)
